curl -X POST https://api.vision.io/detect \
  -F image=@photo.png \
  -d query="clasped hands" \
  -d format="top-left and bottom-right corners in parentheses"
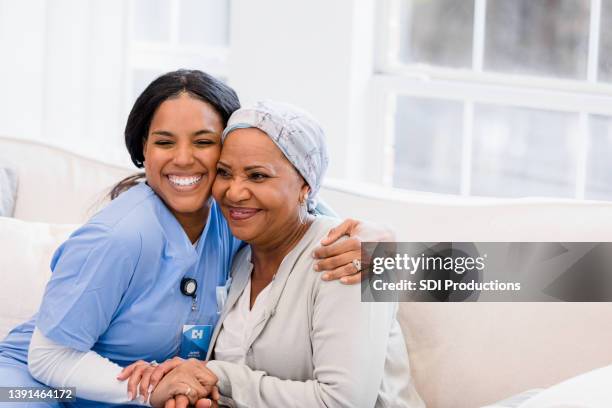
top-left (118, 357), bottom-right (219, 408)
top-left (114, 219), bottom-right (393, 407)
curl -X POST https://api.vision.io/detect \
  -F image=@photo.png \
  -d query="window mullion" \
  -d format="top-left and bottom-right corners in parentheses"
top-left (587, 0), bottom-right (601, 82)
top-left (124, 0), bottom-right (136, 115)
top-left (472, 0), bottom-right (487, 72)
top-left (384, 0), bottom-right (403, 71)
top-left (383, 92), bottom-right (397, 188)
top-left (461, 102), bottom-right (474, 196)
top-left (169, 0), bottom-right (180, 45)
top-left (576, 112), bottom-right (590, 199)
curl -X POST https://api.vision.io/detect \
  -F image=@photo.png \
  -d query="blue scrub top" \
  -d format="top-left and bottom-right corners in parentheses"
top-left (0, 183), bottom-right (241, 367)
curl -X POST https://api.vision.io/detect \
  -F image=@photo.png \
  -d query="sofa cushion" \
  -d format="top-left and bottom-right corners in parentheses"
top-left (0, 217), bottom-right (78, 339)
top-left (400, 302), bottom-right (612, 408)
top-left (519, 364), bottom-right (612, 407)
top-left (0, 166), bottom-right (18, 217)
top-left (0, 136), bottom-right (133, 224)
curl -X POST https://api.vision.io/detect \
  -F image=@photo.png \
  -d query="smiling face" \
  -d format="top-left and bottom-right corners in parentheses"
top-left (212, 128), bottom-right (309, 246)
top-left (143, 92), bottom-right (224, 224)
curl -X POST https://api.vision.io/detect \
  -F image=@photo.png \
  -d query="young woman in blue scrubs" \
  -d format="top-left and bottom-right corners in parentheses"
top-left (0, 70), bottom-right (372, 407)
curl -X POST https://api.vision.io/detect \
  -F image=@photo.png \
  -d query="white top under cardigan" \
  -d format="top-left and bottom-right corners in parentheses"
top-left (214, 278), bottom-right (272, 365)
top-left (206, 216), bottom-right (425, 408)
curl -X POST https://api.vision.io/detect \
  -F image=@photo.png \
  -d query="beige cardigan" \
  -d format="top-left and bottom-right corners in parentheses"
top-left (206, 216), bottom-right (424, 408)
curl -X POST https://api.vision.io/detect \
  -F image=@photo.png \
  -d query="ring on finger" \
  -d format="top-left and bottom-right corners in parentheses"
top-left (351, 259), bottom-right (362, 272)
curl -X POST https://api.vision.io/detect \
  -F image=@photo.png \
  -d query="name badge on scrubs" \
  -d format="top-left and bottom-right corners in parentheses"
top-left (216, 277), bottom-right (232, 314)
top-left (179, 325), bottom-right (213, 359)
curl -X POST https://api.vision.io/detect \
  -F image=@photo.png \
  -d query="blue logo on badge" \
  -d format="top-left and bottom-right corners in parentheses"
top-left (180, 325), bottom-right (213, 360)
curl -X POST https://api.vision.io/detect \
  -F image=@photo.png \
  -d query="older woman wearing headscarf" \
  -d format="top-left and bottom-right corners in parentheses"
top-left (145, 101), bottom-right (425, 408)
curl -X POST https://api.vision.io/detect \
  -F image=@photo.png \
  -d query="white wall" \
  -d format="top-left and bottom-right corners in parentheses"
top-left (0, 0), bottom-right (375, 181)
top-left (0, 0), bottom-right (130, 164)
top-left (226, 0), bottom-right (376, 179)
top-left (0, 0), bottom-right (47, 143)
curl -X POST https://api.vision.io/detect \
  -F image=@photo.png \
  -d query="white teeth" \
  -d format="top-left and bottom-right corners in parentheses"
top-left (168, 175), bottom-right (202, 186)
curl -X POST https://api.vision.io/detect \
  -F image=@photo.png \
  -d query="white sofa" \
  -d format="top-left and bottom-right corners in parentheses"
top-left (2, 135), bottom-right (612, 407)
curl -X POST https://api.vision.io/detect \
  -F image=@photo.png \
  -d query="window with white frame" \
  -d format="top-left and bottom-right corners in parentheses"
top-left (126, 0), bottom-right (230, 106)
top-left (375, 0), bottom-right (612, 200)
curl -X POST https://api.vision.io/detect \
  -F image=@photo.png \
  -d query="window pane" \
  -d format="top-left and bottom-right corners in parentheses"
top-left (178, 0), bottom-right (230, 46)
top-left (132, 0), bottom-right (171, 42)
top-left (472, 105), bottom-right (579, 198)
top-left (586, 115), bottom-right (612, 200)
top-left (393, 96), bottom-right (463, 194)
top-left (399, 0), bottom-right (474, 68)
top-left (599, 1), bottom-right (612, 82)
top-left (485, 0), bottom-right (590, 79)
